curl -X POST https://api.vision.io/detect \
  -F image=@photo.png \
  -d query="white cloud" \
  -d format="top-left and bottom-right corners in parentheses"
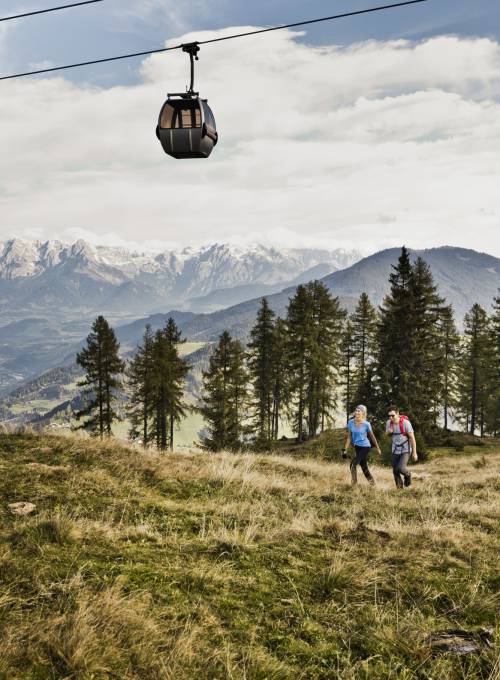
top-left (0, 31), bottom-right (500, 255)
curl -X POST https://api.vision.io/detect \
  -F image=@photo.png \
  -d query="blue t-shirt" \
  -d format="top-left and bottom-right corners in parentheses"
top-left (348, 419), bottom-right (372, 448)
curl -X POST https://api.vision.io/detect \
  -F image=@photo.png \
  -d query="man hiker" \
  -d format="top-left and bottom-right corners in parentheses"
top-left (386, 406), bottom-right (418, 488)
top-left (342, 404), bottom-right (382, 486)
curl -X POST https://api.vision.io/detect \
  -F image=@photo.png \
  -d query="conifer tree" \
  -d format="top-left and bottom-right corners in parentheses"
top-left (286, 282), bottom-right (345, 439)
top-left (340, 319), bottom-right (356, 424)
top-left (376, 247), bottom-right (414, 416)
top-left (151, 318), bottom-right (191, 451)
top-left (407, 257), bottom-right (446, 430)
top-left (247, 298), bottom-right (276, 448)
top-left (350, 292), bottom-right (378, 406)
top-left (485, 292), bottom-right (500, 436)
top-left (308, 281), bottom-right (345, 436)
top-left (285, 285), bottom-right (312, 440)
top-left (127, 324), bottom-right (155, 447)
top-left (455, 340), bottom-right (472, 433)
top-left (271, 318), bottom-right (287, 439)
top-left (200, 331), bottom-right (248, 451)
top-left (457, 303), bottom-right (490, 435)
top-left (355, 364), bottom-right (379, 425)
top-left (76, 315), bottom-right (125, 438)
top-left (164, 318), bottom-right (191, 451)
top-left (436, 306), bottom-right (460, 430)
top-left (375, 249), bottom-right (448, 432)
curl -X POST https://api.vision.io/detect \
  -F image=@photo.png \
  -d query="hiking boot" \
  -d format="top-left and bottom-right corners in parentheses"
top-left (404, 474), bottom-right (412, 488)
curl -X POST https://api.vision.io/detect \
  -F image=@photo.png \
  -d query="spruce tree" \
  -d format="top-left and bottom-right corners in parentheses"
top-left (309, 281), bottom-right (346, 435)
top-left (408, 257), bottom-right (446, 431)
top-left (339, 319), bottom-right (356, 424)
top-left (375, 249), bottom-right (447, 433)
top-left (200, 331), bottom-right (248, 452)
top-left (350, 292), bottom-right (378, 407)
top-left (376, 247), bottom-right (414, 416)
top-left (164, 318), bottom-right (191, 451)
top-left (436, 306), bottom-right (460, 430)
top-left (485, 292), bottom-right (500, 436)
top-left (229, 338), bottom-right (248, 445)
top-left (76, 316), bottom-right (125, 438)
top-left (127, 324), bottom-right (155, 447)
top-left (285, 285), bottom-right (312, 440)
top-left (355, 363), bottom-right (379, 425)
top-left (271, 318), bottom-right (287, 439)
top-left (247, 298), bottom-right (276, 448)
top-left (151, 318), bottom-right (191, 451)
top-left (285, 282), bottom-right (345, 439)
top-left (458, 304), bottom-right (490, 435)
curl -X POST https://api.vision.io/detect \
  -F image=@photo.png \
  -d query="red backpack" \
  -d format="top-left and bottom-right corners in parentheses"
top-left (389, 415), bottom-right (409, 435)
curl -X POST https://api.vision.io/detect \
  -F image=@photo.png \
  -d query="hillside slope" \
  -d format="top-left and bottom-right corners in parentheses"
top-left (0, 433), bottom-right (498, 679)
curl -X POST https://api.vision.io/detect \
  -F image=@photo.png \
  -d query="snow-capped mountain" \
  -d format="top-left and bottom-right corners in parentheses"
top-left (0, 239), bottom-right (362, 316)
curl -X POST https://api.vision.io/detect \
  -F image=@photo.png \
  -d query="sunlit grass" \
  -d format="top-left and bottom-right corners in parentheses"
top-left (0, 431), bottom-right (498, 679)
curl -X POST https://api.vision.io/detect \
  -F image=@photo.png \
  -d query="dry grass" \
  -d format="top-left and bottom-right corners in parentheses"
top-left (0, 431), bottom-right (499, 679)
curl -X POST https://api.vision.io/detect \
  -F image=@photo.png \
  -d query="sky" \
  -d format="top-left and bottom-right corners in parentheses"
top-left (0, 0), bottom-right (499, 256)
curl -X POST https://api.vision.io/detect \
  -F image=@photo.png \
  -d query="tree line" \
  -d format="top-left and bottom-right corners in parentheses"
top-left (75, 247), bottom-right (500, 447)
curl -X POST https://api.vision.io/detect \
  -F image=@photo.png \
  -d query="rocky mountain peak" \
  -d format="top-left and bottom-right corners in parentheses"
top-left (67, 239), bottom-right (98, 263)
top-left (0, 239), bottom-right (41, 279)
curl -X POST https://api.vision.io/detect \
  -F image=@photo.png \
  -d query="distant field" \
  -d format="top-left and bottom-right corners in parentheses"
top-left (0, 433), bottom-right (498, 679)
top-left (0, 347), bottom-right (208, 426)
top-left (179, 342), bottom-right (208, 357)
top-left (5, 381), bottom-right (80, 419)
top-left (112, 410), bottom-right (206, 448)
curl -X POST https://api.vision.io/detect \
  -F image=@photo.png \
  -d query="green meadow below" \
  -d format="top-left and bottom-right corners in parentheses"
top-left (0, 433), bottom-right (499, 679)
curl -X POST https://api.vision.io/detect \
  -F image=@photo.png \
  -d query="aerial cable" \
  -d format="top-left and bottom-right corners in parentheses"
top-left (0, 0), bottom-right (427, 82)
top-left (0, 0), bottom-right (103, 24)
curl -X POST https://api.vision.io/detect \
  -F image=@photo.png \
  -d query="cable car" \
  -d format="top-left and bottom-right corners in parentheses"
top-left (156, 43), bottom-right (218, 159)
top-left (156, 95), bottom-right (217, 159)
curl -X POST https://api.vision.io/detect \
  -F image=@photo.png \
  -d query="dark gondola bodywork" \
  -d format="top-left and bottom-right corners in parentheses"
top-left (156, 95), bottom-right (218, 159)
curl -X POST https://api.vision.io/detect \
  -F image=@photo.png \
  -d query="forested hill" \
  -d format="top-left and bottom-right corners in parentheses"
top-left (117, 246), bottom-right (500, 344)
top-left (321, 247), bottom-right (500, 323)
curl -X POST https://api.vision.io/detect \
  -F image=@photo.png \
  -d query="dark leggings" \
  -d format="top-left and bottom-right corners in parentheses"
top-left (392, 452), bottom-right (411, 488)
top-left (350, 446), bottom-right (374, 485)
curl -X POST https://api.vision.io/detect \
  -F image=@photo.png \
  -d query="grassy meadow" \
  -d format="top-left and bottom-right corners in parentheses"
top-left (0, 432), bottom-right (499, 679)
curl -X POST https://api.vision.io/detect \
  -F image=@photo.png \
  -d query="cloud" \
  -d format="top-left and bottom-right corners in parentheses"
top-left (109, 0), bottom-right (214, 35)
top-left (0, 31), bottom-right (499, 255)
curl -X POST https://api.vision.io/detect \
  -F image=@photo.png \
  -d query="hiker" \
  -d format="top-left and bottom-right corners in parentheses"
top-left (342, 405), bottom-right (381, 486)
top-left (386, 406), bottom-right (418, 488)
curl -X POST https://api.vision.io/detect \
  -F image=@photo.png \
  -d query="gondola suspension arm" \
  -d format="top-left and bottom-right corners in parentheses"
top-left (182, 43), bottom-right (200, 97)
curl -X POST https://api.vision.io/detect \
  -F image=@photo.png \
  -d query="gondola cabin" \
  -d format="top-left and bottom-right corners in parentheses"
top-left (156, 94), bottom-right (218, 159)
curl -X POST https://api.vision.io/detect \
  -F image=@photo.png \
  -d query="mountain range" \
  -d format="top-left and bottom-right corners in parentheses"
top-left (115, 246), bottom-right (500, 347)
top-left (0, 244), bottom-right (498, 412)
top-left (0, 239), bottom-right (361, 318)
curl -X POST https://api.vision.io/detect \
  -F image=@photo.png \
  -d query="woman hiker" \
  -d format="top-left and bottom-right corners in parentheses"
top-left (386, 406), bottom-right (418, 488)
top-left (342, 405), bottom-right (382, 486)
